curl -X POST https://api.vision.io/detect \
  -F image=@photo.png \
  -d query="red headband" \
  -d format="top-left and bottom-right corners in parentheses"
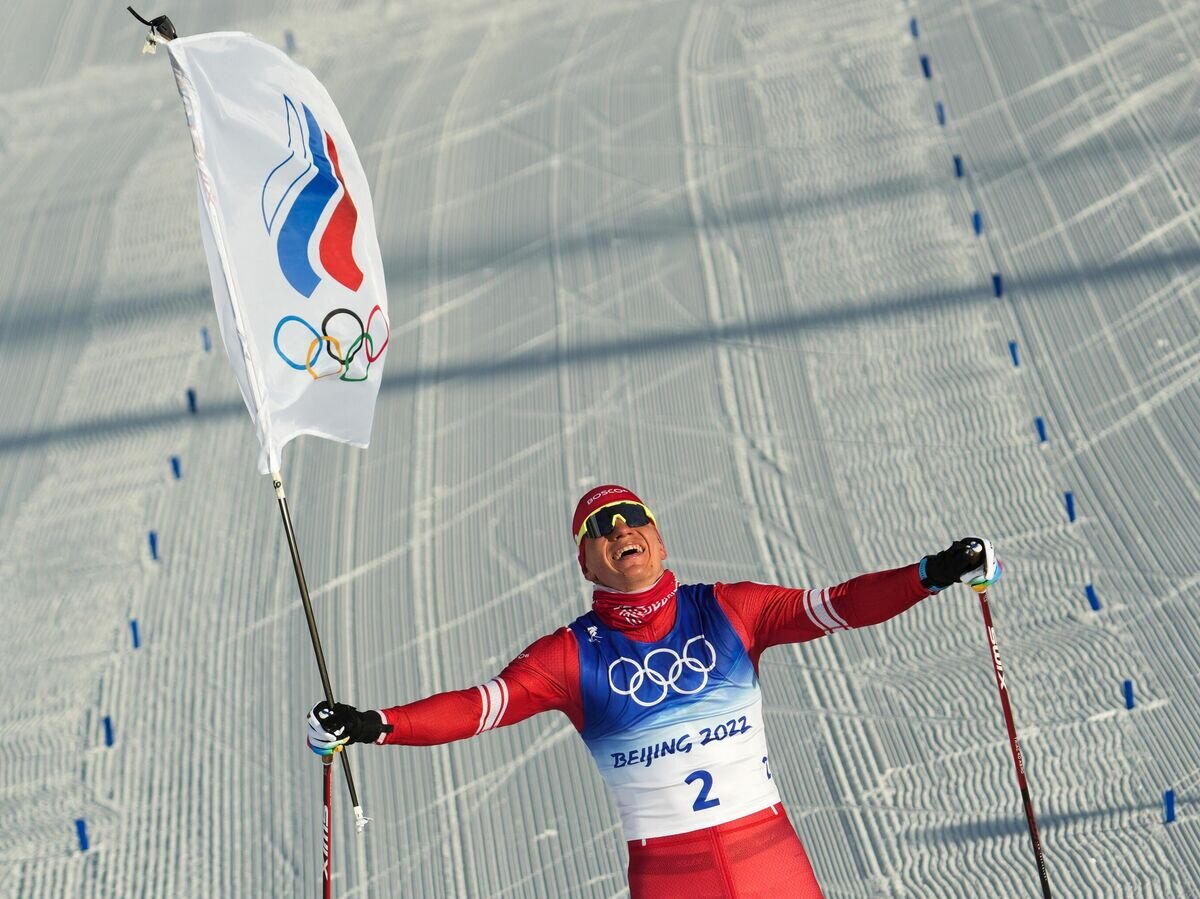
top-left (572, 484), bottom-right (649, 573)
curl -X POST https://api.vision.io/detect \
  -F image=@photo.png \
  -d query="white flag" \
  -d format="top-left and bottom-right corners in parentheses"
top-left (166, 33), bottom-right (389, 473)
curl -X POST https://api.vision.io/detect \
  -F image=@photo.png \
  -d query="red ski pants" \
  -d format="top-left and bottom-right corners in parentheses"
top-left (626, 804), bottom-right (824, 899)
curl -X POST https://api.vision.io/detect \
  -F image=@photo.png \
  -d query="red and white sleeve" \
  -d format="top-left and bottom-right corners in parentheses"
top-left (715, 563), bottom-right (932, 668)
top-left (377, 627), bottom-right (583, 746)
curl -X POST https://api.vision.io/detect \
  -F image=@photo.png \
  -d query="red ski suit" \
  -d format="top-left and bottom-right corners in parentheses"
top-left (378, 564), bottom-right (932, 898)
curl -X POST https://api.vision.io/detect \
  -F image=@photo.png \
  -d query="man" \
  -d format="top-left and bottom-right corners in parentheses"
top-left (308, 484), bottom-right (1000, 897)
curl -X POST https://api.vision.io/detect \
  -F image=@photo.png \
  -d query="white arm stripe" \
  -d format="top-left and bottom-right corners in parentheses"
top-left (477, 678), bottom-right (508, 734)
top-left (497, 678), bottom-right (510, 728)
top-left (802, 589), bottom-right (829, 635)
top-left (806, 587), bottom-right (849, 634)
top-left (819, 586), bottom-right (850, 630)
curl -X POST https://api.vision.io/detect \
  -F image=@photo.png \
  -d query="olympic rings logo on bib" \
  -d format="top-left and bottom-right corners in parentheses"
top-left (607, 636), bottom-right (717, 707)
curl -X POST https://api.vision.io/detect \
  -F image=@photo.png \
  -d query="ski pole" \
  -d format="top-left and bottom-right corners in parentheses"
top-left (977, 587), bottom-right (1052, 898)
top-left (322, 754), bottom-right (333, 899)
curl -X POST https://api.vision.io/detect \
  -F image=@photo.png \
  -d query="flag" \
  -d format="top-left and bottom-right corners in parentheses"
top-left (166, 32), bottom-right (389, 473)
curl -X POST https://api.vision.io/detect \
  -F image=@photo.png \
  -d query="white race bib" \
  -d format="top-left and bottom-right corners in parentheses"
top-left (589, 696), bottom-right (780, 840)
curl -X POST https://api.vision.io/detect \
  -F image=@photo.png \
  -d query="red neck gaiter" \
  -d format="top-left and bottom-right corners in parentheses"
top-left (591, 570), bottom-right (679, 642)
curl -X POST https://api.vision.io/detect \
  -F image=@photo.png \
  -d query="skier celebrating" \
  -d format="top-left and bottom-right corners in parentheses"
top-left (307, 484), bottom-right (1000, 897)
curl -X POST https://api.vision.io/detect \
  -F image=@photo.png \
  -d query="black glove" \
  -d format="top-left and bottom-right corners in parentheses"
top-left (307, 701), bottom-right (390, 755)
top-left (920, 537), bottom-right (1000, 591)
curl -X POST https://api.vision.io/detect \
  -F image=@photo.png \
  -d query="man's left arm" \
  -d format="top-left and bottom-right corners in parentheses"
top-left (716, 538), bottom-right (1001, 661)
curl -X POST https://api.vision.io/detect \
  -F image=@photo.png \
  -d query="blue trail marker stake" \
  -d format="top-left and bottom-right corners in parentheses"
top-left (170, 456), bottom-right (182, 479)
top-left (130, 619), bottom-right (141, 649)
top-left (1064, 491), bottom-right (1076, 522)
top-left (910, 17), bottom-right (918, 38)
top-left (148, 531), bottom-right (159, 562)
top-left (936, 101), bottom-right (945, 125)
top-left (1085, 584), bottom-right (1100, 611)
top-left (201, 326), bottom-right (211, 352)
top-left (75, 819), bottom-right (89, 852)
top-left (285, 30), bottom-right (296, 55)
top-left (1008, 341), bottom-right (1020, 367)
top-left (993, 273), bottom-right (1004, 297)
top-left (920, 55), bottom-right (932, 79)
top-left (1123, 679), bottom-right (1135, 710)
top-left (1164, 790), bottom-right (1176, 824)
top-left (103, 716), bottom-right (114, 747)
top-left (186, 389), bottom-right (198, 415)
top-left (1035, 417), bottom-right (1047, 443)
top-left (954, 155), bottom-right (964, 178)
top-left (972, 210), bottom-right (983, 234)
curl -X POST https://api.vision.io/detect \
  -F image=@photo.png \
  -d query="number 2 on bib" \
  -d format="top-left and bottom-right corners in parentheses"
top-left (685, 769), bottom-right (721, 811)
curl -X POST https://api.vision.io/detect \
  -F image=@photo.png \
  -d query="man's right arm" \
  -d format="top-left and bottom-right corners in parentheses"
top-left (375, 627), bottom-right (583, 746)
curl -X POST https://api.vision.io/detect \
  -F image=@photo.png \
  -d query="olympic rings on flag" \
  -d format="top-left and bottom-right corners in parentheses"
top-left (273, 304), bottom-right (389, 381)
top-left (607, 636), bottom-right (717, 707)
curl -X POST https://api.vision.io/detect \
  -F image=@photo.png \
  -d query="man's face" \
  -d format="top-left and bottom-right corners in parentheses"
top-left (581, 515), bottom-right (667, 592)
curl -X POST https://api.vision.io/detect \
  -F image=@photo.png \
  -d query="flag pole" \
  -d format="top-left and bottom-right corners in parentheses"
top-left (273, 470), bottom-right (369, 832)
top-left (136, 1), bottom-right (382, 836)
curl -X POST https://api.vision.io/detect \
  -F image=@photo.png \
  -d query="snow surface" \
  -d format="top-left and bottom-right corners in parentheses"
top-left (1, 0), bottom-right (1198, 896)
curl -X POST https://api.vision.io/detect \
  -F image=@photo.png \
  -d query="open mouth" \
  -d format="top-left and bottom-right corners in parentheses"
top-left (614, 544), bottom-right (644, 561)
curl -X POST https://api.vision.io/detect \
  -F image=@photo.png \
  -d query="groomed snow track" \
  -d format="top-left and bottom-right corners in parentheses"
top-left (1, 1), bottom-right (1197, 896)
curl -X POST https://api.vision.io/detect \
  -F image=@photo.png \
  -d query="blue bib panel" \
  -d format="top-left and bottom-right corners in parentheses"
top-left (569, 584), bottom-right (757, 737)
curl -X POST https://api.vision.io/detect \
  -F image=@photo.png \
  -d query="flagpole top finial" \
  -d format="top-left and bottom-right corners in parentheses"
top-left (128, 6), bottom-right (178, 54)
